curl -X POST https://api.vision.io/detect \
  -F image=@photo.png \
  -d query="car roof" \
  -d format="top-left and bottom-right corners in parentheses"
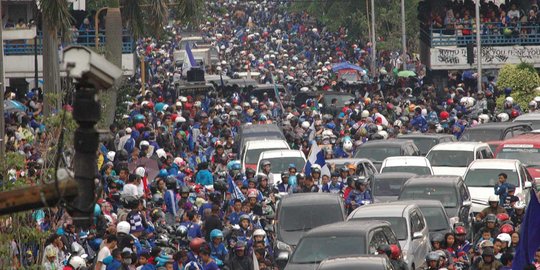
top-left (502, 133), bottom-right (540, 143)
top-left (405, 175), bottom-right (463, 186)
top-left (359, 139), bottom-right (414, 147)
top-left (240, 123), bottom-right (282, 133)
top-left (468, 159), bottom-right (520, 169)
top-left (374, 172), bottom-right (418, 179)
top-left (514, 113), bottom-right (540, 121)
top-left (397, 199), bottom-right (445, 208)
top-left (280, 193), bottom-right (342, 207)
top-left (399, 133), bottom-right (454, 139)
top-left (245, 139), bottom-right (288, 148)
top-left (466, 122), bottom-right (531, 130)
top-left (429, 142), bottom-right (488, 151)
top-left (304, 220), bottom-right (390, 237)
top-left (259, 149), bottom-right (305, 159)
top-left (349, 202), bottom-right (416, 218)
top-left (383, 156), bottom-right (429, 164)
top-left (326, 158), bottom-right (373, 164)
top-left (318, 255), bottom-right (390, 270)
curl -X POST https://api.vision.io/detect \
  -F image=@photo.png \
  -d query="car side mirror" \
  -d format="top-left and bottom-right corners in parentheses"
top-left (524, 181), bottom-right (533, 189)
top-left (413, 232), bottom-right (423, 239)
top-left (463, 200), bottom-right (472, 207)
top-left (277, 252), bottom-right (289, 261)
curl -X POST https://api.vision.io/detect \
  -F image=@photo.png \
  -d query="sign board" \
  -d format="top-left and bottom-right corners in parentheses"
top-left (430, 45), bottom-right (540, 70)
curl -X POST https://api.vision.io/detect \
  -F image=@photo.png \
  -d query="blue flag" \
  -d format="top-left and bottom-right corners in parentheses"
top-left (185, 43), bottom-right (198, 68)
top-left (513, 190), bottom-right (540, 270)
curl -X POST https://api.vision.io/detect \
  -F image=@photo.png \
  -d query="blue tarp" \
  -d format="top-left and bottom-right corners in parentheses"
top-left (331, 62), bottom-right (365, 73)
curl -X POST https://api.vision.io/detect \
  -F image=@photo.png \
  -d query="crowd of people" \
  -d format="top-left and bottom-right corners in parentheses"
top-left (2, 0), bottom-right (540, 270)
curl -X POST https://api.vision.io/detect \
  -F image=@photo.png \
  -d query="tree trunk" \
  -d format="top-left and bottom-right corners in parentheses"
top-left (42, 17), bottom-right (61, 116)
top-left (100, 7), bottom-right (122, 128)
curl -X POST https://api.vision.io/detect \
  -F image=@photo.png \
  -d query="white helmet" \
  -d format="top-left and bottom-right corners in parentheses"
top-left (117, 221), bottom-right (131, 234)
top-left (393, 119), bottom-right (403, 128)
top-left (488, 195), bottom-right (499, 203)
top-left (68, 256), bottom-right (87, 270)
top-left (505, 96), bottom-right (514, 104)
top-left (421, 108), bottom-right (428, 116)
top-left (529, 101), bottom-right (537, 108)
top-left (174, 157), bottom-right (185, 167)
top-left (497, 113), bottom-right (509, 122)
top-left (253, 229), bottom-right (266, 237)
top-left (139, 140), bottom-right (150, 148)
top-left (301, 121), bottom-right (310, 129)
top-left (514, 200), bottom-right (526, 209)
top-left (180, 96), bottom-right (188, 103)
top-left (361, 110), bottom-right (370, 118)
top-left (343, 140), bottom-right (353, 151)
top-left (497, 233), bottom-right (511, 245)
top-left (135, 167), bottom-right (146, 177)
top-left (534, 96), bottom-right (540, 103)
top-left (322, 130), bottom-right (333, 137)
top-left (478, 114), bottom-right (490, 124)
top-left (377, 130), bottom-right (389, 140)
top-left (465, 97), bottom-right (475, 108)
top-left (175, 116), bottom-right (186, 123)
top-left (106, 151), bottom-right (116, 162)
top-left (156, 148), bottom-right (167, 159)
top-left (194, 101), bottom-right (202, 107)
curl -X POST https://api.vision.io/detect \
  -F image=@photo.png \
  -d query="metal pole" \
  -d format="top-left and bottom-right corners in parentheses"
top-left (34, 36), bottom-right (39, 89)
top-left (370, 0), bottom-right (376, 76)
top-left (401, 0), bottom-right (407, 71)
top-left (0, 3), bottom-right (6, 166)
top-left (366, 0), bottom-right (371, 44)
top-left (95, 7), bottom-right (108, 48)
top-left (475, 0), bottom-right (482, 92)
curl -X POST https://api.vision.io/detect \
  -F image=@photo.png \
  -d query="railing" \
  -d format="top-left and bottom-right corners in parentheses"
top-left (430, 22), bottom-right (540, 46)
top-left (3, 29), bottom-right (134, 55)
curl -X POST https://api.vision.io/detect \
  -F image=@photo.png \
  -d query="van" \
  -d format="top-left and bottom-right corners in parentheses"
top-left (236, 123), bottom-right (286, 154)
top-left (256, 150), bottom-right (306, 182)
top-left (241, 139), bottom-right (290, 172)
top-left (426, 142), bottom-right (493, 176)
top-left (494, 133), bottom-right (540, 179)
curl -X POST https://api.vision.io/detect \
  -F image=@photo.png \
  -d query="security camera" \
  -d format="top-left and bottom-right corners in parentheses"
top-left (62, 45), bottom-right (123, 89)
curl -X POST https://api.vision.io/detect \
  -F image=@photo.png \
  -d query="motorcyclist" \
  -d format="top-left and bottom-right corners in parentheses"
top-left (322, 171), bottom-right (344, 194)
top-left (389, 244), bottom-right (409, 270)
top-left (62, 256), bottom-right (86, 270)
top-left (345, 176), bottom-right (373, 213)
top-left (477, 248), bottom-right (502, 270)
top-left (420, 251), bottom-right (441, 270)
top-left (475, 195), bottom-right (507, 221)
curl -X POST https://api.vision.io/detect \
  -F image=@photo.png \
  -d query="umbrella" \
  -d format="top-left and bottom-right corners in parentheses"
top-left (397, 70), bottom-right (416, 78)
top-left (331, 62), bottom-right (365, 73)
top-left (128, 157), bottom-right (160, 180)
top-left (4, 100), bottom-right (27, 113)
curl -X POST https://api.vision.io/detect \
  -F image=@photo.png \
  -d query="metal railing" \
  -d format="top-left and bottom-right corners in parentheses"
top-left (430, 22), bottom-right (540, 46)
top-left (3, 29), bottom-right (134, 55)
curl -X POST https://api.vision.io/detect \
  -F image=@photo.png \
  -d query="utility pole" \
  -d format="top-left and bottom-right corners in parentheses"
top-left (370, 0), bottom-right (376, 77)
top-left (401, 0), bottom-right (407, 71)
top-left (0, 2), bottom-right (6, 166)
top-left (475, 0), bottom-right (482, 92)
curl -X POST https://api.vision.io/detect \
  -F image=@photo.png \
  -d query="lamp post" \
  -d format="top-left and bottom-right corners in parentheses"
top-left (370, 0), bottom-right (376, 76)
top-left (0, 3), bottom-right (5, 164)
top-left (401, 0), bottom-right (407, 71)
top-left (475, 0), bottom-right (482, 92)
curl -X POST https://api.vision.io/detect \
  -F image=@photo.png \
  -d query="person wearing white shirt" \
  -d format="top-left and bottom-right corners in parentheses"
top-left (122, 174), bottom-right (141, 198)
top-left (508, 4), bottom-right (520, 19)
top-left (95, 235), bottom-right (118, 270)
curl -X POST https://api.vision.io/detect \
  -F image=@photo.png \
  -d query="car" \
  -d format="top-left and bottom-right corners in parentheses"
top-left (354, 140), bottom-right (420, 171)
top-left (426, 142), bottom-right (493, 176)
top-left (513, 112), bottom-right (540, 129)
top-left (320, 91), bottom-right (356, 114)
top-left (380, 156), bottom-right (433, 175)
top-left (326, 158), bottom-right (378, 180)
top-left (235, 123), bottom-right (286, 154)
top-left (398, 199), bottom-right (454, 239)
top-left (285, 220), bottom-right (399, 270)
top-left (398, 133), bottom-right (457, 156)
top-left (241, 139), bottom-right (290, 172)
top-left (494, 133), bottom-right (540, 179)
top-left (371, 172), bottom-right (418, 203)
top-left (463, 159), bottom-right (533, 213)
top-left (485, 140), bottom-right (506, 157)
top-left (398, 175), bottom-right (472, 227)
top-left (256, 150), bottom-right (306, 181)
top-left (347, 202), bottom-right (431, 270)
top-left (459, 122), bottom-right (532, 142)
top-left (275, 193), bottom-right (347, 268)
top-left (317, 255), bottom-right (395, 270)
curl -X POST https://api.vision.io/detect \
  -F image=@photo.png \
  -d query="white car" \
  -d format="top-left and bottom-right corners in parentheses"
top-left (348, 202), bottom-right (431, 270)
top-left (426, 142), bottom-right (493, 176)
top-left (380, 156), bottom-right (433, 175)
top-left (463, 159), bottom-right (533, 213)
top-left (241, 139), bottom-right (290, 172)
top-left (256, 149), bottom-right (306, 183)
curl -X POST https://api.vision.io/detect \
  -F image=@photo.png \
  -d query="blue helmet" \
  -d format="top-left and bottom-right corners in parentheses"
top-left (158, 169), bottom-right (168, 178)
top-left (93, 204), bottom-right (101, 217)
top-left (133, 114), bottom-right (145, 123)
top-left (210, 229), bottom-right (224, 240)
top-left (288, 175), bottom-right (297, 186)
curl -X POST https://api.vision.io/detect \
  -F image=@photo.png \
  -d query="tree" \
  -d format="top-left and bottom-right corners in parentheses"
top-left (40, 0), bottom-right (73, 116)
top-left (497, 62), bottom-right (540, 111)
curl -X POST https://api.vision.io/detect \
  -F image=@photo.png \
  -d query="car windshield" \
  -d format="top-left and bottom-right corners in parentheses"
top-left (497, 147), bottom-right (540, 166)
top-left (280, 204), bottom-right (343, 232)
top-left (418, 206), bottom-right (449, 232)
top-left (464, 169), bottom-right (519, 187)
top-left (291, 236), bottom-right (365, 264)
top-left (246, 147), bottom-right (287, 164)
top-left (323, 94), bottom-right (355, 108)
top-left (427, 150), bottom-right (473, 167)
top-left (408, 138), bottom-right (440, 155)
top-left (399, 186), bottom-right (458, 207)
top-left (355, 147), bottom-right (401, 162)
top-left (460, 129), bottom-right (502, 142)
top-left (373, 177), bottom-right (410, 197)
top-left (258, 157), bottom-right (306, 173)
top-left (381, 166), bottom-right (432, 175)
top-left (351, 217), bottom-right (407, 240)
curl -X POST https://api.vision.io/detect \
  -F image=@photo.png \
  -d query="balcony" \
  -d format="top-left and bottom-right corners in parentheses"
top-left (3, 29), bottom-right (134, 55)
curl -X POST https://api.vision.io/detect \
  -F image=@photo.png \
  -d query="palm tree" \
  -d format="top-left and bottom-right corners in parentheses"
top-left (40, 0), bottom-right (72, 116)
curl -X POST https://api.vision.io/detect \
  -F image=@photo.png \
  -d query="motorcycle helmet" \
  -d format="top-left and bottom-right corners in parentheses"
top-left (176, 225), bottom-right (188, 239)
top-left (210, 229), bottom-right (224, 241)
top-left (117, 221), bottom-right (131, 235)
top-left (189, 238), bottom-right (206, 253)
top-left (67, 256), bottom-right (86, 270)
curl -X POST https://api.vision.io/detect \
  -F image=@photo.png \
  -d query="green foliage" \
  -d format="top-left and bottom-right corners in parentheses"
top-left (40, 0), bottom-right (74, 42)
top-left (114, 81), bottom-right (139, 127)
top-left (497, 63), bottom-right (540, 111)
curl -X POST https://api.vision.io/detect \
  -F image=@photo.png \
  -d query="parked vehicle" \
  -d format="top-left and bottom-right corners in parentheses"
top-left (380, 156), bottom-right (433, 175)
top-left (398, 133), bottom-right (457, 156)
top-left (463, 159), bottom-right (533, 213)
top-left (398, 175), bottom-right (472, 226)
top-left (276, 193), bottom-right (346, 268)
top-left (494, 133), bottom-right (540, 179)
top-left (236, 123), bottom-right (286, 154)
top-left (371, 173), bottom-right (418, 203)
top-left (326, 158), bottom-right (378, 180)
top-left (426, 142), bottom-right (493, 176)
top-left (285, 220), bottom-right (399, 270)
top-left (354, 140), bottom-right (420, 171)
top-left (513, 112), bottom-right (540, 129)
top-left (460, 122), bottom-right (532, 142)
top-left (398, 199), bottom-right (454, 239)
top-left (347, 202), bottom-right (431, 270)
top-left (317, 255), bottom-right (395, 270)
top-left (256, 150), bottom-right (306, 181)
top-left (241, 139), bottom-right (289, 171)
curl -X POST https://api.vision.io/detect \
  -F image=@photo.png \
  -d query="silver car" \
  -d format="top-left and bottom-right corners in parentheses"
top-left (347, 202), bottom-right (431, 270)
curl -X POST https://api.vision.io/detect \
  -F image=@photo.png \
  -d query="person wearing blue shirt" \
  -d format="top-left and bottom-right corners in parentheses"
top-left (200, 245), bottom-right (220, 270)
top-left (164, 178), bottom-right (178, 226)
top-left (410, 107), bottom-right (428, 133)
top-left (209, 229), bottom-right (228, 266)
top-left (195, 162), bottom-right (213, 186)
top-left (345, 179), bottom-right (373, 214)
top-left (228, 199), bottom-right (245, 225)
top-left (323, 173), bottom-right (344, 194)
top-left (180, 211), bottom-right (202, 240)
top-left (494, 172), bottom-right (510, 205)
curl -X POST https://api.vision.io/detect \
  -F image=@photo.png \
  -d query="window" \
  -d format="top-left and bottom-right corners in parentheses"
top-left (519, 166), bottom-right (529, 186)
top-left (513, 128), bottom-right (525, 137)
top-left (410, 211), bottom-right (423, 233)
top-left (383, 227), bottom-right (399, 245)
top-left (476, 151), bottom-right (483, 159)
top-left (460, 184), bottom-right (470, 201)
top-left (504, 131), bottom-right (514, 139)
top-left (369, 230), bottom-right (389, 254)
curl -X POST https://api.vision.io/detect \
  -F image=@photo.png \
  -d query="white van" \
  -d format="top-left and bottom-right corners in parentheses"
top-left (426, 142), bottom-right (493, 176)
top-left (256, 149), bottom-right (307, 182)
top-left (380, 156), bottom-right (433, 175)
top-left (241, 139), bottom-right (290, 172)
